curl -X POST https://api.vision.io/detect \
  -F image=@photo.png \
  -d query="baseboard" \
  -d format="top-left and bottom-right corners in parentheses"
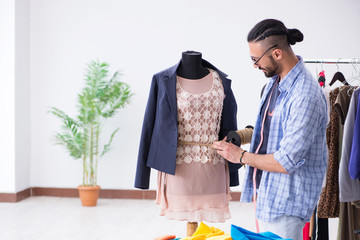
top-left (0, 187), bottom-right (241, 202)
top-left (31, 187), bottom-right (157, 199)
top-left (31, 187), bottom-right (78, 198)
top-left (99, 189), bottom-right (157, 199)
top-left (0, 188), bottom-right (31, 202)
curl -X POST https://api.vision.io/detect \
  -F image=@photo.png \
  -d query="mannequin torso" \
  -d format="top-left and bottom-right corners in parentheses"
top-left (176, 51), bottom-right (210, 80)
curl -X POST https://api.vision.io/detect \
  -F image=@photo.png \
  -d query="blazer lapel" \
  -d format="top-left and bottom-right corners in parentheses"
top-left (164, 62), bottom-right (180, 123)
top-left (164, 74), bottom-right (177, 122)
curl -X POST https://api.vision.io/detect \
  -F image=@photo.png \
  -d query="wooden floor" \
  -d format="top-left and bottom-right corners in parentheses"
top-left (0, 196), bottom-right (339, 240)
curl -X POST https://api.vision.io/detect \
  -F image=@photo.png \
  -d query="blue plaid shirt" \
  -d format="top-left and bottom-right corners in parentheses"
top-left (240, 56), bottom-right (328, 222)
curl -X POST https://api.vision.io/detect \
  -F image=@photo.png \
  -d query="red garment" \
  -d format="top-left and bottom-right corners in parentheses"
top-left (154, 235), bottom-right (176, 240)
top-left (303, 222), bottom-right (310, 240)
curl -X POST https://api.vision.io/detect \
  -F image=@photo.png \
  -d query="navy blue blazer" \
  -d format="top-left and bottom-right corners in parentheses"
top-left (135, 59), bottom-right (239, 189)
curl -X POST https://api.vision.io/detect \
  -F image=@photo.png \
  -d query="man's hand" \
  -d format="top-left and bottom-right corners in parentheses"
top-left (212, 137), bottom-right (244, 164)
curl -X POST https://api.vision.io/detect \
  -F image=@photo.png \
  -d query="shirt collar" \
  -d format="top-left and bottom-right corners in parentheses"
top-left (274, 55), bottom-right (304, 92)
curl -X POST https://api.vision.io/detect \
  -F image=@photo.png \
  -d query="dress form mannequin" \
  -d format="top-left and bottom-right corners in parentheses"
top-left (177, 51), bottom-right (207, 236)
top-left (177, 51), bottom-right (210, 80)
top-left (136, 50), bottom-right (238, 237)
top-left (152, 51), bottom-right (232, 237)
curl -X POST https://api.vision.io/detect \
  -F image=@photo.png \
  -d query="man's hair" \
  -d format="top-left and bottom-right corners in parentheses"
top-left (247, 19), bottom-right (303, 46)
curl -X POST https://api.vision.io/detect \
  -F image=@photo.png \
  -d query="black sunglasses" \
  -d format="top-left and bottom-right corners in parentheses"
top-left (251, 44), bottom-right (278, 65)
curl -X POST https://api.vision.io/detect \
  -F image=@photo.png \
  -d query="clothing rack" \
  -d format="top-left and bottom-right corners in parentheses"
top-left (304, 58), bottom-right (360, 64)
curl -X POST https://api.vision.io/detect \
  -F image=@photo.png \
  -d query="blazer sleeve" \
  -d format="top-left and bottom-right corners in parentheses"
top-left (134, 75), bottom-right (158, 189)
top-left (220, 77), bottom-right (240, 187)
top-left (219, 79), bottom-right (237, 139)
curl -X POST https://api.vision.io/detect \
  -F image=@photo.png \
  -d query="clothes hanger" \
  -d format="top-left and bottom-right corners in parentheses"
top-left (348, 59), bottom-right (360, 83)
top-left (346, 59), bottom-right (360, 95)
top-left (329, 59), bottom-right (349, 86)
top-left (330, 72), bottom-right (349, 86)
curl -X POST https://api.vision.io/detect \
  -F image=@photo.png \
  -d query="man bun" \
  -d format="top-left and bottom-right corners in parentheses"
top-left (287, 28), bottom-right (304, 45)
top-left (248, 19), bottom-right (304, 46)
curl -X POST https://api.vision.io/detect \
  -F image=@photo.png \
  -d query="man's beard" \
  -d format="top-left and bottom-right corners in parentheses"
top-left (260, 56), bottom-right (279, 78)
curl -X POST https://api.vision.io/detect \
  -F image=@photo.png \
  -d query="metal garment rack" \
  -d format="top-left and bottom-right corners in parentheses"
top-left (304, 58), bottom-right (360, 64)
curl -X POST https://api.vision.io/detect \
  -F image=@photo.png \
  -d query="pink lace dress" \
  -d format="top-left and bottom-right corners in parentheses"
top-left (156, 69), bottom-right (231, 223)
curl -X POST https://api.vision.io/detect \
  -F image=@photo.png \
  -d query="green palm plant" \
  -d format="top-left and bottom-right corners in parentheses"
top-left (49, 60), bottom-right (133, 186)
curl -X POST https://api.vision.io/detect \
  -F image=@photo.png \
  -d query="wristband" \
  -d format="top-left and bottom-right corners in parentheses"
top-left (239, 150), bottom-right (247, 165)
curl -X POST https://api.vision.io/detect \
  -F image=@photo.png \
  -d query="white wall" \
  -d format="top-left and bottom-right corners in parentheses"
top-left (0, 0), bottom-right (31, 193)
top-left (15, 0), bottom-right (31, 192)
top-left (0, 0), bottom-right (16, 193)
top-left (29, 0), bottom-right (360, 190)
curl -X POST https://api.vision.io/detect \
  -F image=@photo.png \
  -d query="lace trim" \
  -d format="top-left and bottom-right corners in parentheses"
top-left (176, 69), bottom-right (224, 165)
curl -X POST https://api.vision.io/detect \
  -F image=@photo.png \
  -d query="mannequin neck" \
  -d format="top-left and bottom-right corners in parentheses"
top-left (177, 51), bottom-right (210, 80)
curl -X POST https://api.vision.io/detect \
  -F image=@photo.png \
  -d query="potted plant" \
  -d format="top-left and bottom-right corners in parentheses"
top-left (49, 60), bottom-right (133, 206)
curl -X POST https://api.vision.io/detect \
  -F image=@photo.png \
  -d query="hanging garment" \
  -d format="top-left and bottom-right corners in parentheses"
top-left (310, 206), bottom-right (329, 240)
top-left (317, 71), bottom-right (331, 127)
top-left (323, 84), bottom-right (331, 125)
top-left (337, 202), bottom-right (360, 240)
top-left (337, 88), bottom-right (360, 240)
top-left (303, 222), bottom-right (310, 240)
top-left (309, 83), bottom-right (333, 240)
top-left (339, 88), bottom-right (360, 202)
top-left (317, 87), bottom-right (341, 218)
top-left (334, 86), bottom-right (354, 124)
top-left (134, 59), bottom-right (238, 189)
top-left (157, 69), bottom-right (231, 222)
top-left (349, 92), bottom-right (360, 179)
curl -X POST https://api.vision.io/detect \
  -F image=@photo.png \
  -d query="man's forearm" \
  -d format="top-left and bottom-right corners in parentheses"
top-left (242, 152), bottom-right (288, 174)
top-left (212, 139), bottom-right (288, 174)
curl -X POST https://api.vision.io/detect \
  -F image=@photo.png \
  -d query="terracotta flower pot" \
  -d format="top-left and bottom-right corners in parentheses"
top-left (78, 185), bottom-right (101, 207)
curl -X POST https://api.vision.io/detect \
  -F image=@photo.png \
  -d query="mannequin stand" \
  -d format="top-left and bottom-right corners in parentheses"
top-left (187, 222), bottom-right (198, 236)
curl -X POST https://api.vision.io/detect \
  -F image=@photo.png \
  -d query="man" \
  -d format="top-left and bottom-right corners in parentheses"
top-left (212, 19), bottom-right (328, 240)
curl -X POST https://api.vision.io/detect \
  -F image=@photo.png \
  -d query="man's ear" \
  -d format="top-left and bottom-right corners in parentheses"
top-left (273, 49), bottom-right (282, 60)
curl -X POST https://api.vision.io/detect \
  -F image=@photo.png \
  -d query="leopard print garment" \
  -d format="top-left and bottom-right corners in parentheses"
top-left (317, 87), bottom-right (340, 218)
